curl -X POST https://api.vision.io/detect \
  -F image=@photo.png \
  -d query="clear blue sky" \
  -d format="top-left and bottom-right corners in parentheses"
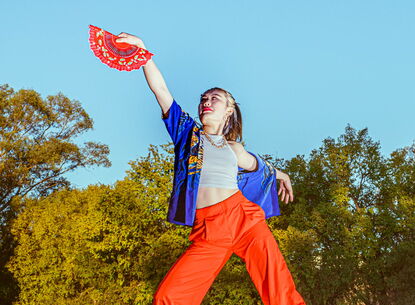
top-left (1, 0), bottom-right (414, 189)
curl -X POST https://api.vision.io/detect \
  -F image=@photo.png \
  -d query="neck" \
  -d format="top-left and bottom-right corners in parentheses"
top-left (202, 125), bottom-right (224, 136)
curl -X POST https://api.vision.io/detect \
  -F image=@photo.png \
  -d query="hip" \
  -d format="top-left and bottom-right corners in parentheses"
top-left (189, 190), bottom-right (266, 246)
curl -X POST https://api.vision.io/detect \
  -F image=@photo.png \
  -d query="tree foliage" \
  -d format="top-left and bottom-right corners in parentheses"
top-left (266, 125), bottom-right (415, 305)
top-left (0, 83), bottom-right (111, 213)
top-left (0, 84), bottom-right (111, 304)
top-left (5, 119), bottom-right (415, 304)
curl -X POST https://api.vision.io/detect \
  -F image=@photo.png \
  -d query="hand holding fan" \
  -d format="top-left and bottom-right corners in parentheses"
top-left (88, 25), bottom-right (154, 71)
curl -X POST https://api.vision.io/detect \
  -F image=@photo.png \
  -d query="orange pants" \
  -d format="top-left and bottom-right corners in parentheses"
top-left (153, 190), bottom-right (306, 305)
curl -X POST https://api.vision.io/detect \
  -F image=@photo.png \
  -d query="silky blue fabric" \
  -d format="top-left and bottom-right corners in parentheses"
top-left (161, 99), bottom-right (281, 226)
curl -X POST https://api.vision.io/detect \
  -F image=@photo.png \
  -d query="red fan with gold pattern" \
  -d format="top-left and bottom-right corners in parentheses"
top-left (88, 24), bottom-right (154, 71)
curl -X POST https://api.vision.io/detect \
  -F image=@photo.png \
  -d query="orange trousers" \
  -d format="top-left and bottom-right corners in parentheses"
top-left (153, 190), bottom-right (306, 305)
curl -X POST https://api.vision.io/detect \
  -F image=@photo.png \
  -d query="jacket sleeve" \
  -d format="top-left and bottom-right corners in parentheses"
top-left (161, 99), bottom-right (195, 146)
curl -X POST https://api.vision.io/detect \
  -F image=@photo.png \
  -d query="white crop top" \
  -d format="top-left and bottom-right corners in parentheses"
top-left (198, 134), bottom-right (239, 189)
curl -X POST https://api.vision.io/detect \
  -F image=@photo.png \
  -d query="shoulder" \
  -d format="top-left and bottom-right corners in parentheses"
top-left (227, 141), bottom-right (258, 172)
top-left (227, 140), bottom-right (243, 151)
top-left (227, 141), bottom-right (246, 159)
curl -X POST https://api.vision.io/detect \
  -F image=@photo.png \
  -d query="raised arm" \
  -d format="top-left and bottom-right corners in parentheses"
top-left (115, 32), bottom-right (173, 117)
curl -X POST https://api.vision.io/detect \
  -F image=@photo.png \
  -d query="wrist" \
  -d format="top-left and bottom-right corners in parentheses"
top-left (276, 170), bottom-right (287, 181)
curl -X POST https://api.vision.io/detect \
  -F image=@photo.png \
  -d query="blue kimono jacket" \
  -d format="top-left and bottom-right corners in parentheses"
top-left (161, 98), bottom-right (281, 227)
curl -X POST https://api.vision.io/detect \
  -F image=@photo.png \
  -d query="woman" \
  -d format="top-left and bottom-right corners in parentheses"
top-left (116, 32), bottom-right (306, 305)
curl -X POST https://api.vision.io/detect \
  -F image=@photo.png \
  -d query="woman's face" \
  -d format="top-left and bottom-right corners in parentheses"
top-left (198, 90), bottom-right (233, 127)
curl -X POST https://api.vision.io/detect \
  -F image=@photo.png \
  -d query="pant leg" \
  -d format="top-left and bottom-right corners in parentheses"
top-left (233, 220), bottom-right (307, 305)
top-left (153, 241), bottom-right (233, 305)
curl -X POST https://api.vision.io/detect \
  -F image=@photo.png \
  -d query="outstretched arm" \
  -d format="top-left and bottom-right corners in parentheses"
top-left (231, 141), bottom-right (294, 204)
top-left (115, 32), bottom-right (173, 116)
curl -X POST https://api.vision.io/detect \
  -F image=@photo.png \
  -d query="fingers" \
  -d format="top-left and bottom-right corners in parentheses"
top-left (282, 190), bottom-right (288, 203)
top-left (283, 179), bottom-right (294, 203)
top-left (116, 33), bottom-right (126, 43)
top-left (279, 180), bottom-right (294, 204)
top-left (278, 182), bottom-right (288, 203)
top-left (279, 181), bottom-right (285, 200)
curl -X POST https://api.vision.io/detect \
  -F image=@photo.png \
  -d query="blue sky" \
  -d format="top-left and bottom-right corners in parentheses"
top-left (1, 0), bottom-right (414, 189)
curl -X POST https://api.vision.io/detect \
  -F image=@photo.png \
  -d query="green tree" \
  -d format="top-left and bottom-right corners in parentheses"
top-left (6, 143), bottom-right (263, 304)
top-left (266, 124), bottom-right (415, 305)
top-left (0, 84), bottom-right (111, 304)
top-left (6, 124), bottom-right (415, 304)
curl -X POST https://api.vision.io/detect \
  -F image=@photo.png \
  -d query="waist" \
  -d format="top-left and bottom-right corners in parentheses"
top-left (196, 187), bottom-right (240, 209)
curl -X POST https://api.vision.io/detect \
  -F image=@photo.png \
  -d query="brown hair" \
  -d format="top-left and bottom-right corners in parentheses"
top-left (200, 87), bottom-right (243, 143)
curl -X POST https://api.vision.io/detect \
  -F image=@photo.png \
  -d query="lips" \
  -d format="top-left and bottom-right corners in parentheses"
top-left (202, 107), bottom-right (213, 113)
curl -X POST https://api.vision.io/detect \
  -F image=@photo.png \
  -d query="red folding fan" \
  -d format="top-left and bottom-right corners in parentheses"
top-left (88, 24), bottom-right (154, 71)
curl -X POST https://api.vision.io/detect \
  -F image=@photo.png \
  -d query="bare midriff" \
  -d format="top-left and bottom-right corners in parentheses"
top-left (196, 186), bottom-right (240, 209)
